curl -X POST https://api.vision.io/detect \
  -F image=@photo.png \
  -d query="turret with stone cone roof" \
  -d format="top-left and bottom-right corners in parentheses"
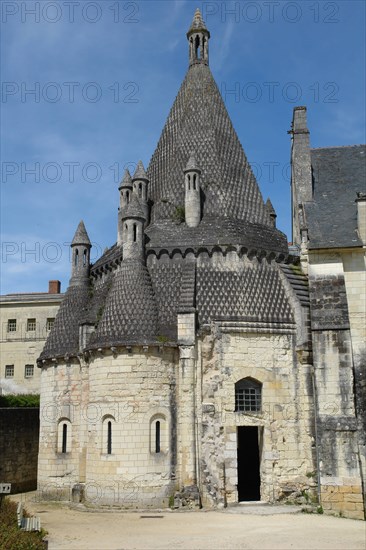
top-left (265, 198), bottom-right (277, 228)
top-left (184, 153), bottom-right (201, 227)
top-left (121, 193), bottom-right (146, 260)
top-left (187, 8), bottom-right (210, 66)
top-left (132, 160), bottom-right (149, 225)
top-left (70, 220), bottom-right (91, 287)
top-left (118, 168), bottom-right (133, 245)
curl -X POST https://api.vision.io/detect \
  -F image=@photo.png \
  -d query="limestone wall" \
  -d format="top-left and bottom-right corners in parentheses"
top-left (38, 347), bottom-right (179, 507)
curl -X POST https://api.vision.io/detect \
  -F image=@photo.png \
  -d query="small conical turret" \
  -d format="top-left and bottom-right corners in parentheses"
top-left (121, 194), bottom-right (146, 261)
top-left (118, 169), bottom-right (133, 245)
top-left (70, 220), bottom-right (91, 287)
top-left (184, 153), bottom-right (201, 227)
top-left (132, 161), bottom-right (149, 225)
top-left (266, 198), bottom-right (277, 228)
top-left (187, 8), bottom-right (210, 66)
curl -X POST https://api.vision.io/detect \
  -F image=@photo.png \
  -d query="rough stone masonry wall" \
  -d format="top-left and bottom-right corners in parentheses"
top-left (309, 254), bottom-right (365, 520)
top-left (197, 329), bottom-right (316, 507)
top-left (0, 408), bottom-right (39, 493)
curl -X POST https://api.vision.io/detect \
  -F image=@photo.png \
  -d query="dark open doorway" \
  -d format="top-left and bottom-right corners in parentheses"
top-left (237, 426), bottom-right (261, 501)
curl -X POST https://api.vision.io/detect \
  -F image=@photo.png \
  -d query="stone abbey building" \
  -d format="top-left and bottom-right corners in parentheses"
top-left (37, 10), bottom-right (365, 519)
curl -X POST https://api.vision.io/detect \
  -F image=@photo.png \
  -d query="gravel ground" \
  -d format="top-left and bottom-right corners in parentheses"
top-left (11, 494), bottom-right (365, 550)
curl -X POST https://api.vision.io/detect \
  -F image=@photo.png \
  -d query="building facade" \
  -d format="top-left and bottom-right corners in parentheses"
top-left (0, 281), bottom-right (63, 394)
top-left (37, 11), bottom-right (365, 519)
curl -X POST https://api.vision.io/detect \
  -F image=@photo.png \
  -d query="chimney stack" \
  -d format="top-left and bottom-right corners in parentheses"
top-left (48, 280), bottom-right (61, 294)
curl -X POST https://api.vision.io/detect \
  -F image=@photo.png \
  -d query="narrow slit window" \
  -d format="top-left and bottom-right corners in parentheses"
top-left (62, 423), bottom-right (67, 453)
top-left (155, 421), bottom-right (161, 453)
top-left (74, 249), bottom-right (79, 266)
top-left (107, 421), bottom-right (112, 454)
top-left (83, 249), bottom-right (87, 266)
top-left (133, 223), bottom-right (137, 242)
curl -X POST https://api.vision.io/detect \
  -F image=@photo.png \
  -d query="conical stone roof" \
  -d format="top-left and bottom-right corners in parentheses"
top-left (71, 220), bottom-right (91, 246)
top-left (187, 8), bottom-right (209, 35)
top-left (147, 62), bottom-right (271, 228)
top-left (133, 160), bottom-right (148, 181)
top-left (121, 193), bottom-right (146, 220)
top-left (118, 168), bottom-right (133, 190)
top-left (89, 260), bottom-right (159, 347)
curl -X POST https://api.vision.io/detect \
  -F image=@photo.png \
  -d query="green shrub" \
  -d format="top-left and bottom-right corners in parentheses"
top-left (0, 498), bottom-right (47, 550)
top-left (0, 395), bottom-right (40, 408)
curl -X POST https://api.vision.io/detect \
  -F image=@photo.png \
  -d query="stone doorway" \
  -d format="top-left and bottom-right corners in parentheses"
top-left (237, 426), bottom-right (261, 501)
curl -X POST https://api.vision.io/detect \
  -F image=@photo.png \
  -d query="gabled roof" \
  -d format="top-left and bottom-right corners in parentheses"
top-left (305, 145), bottom-right (366, 249)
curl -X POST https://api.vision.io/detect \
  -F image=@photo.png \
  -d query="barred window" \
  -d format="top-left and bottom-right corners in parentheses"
top-left (27, 318), bottom-right (36, 331)
top-left (25, 364), bottom-right (34, 378)
top-left (5, 365), bottom-right (14, 378)
top-left (235, 378), bottom-right (262, 413)
top-left (7, 319), bottom-right (16, 332)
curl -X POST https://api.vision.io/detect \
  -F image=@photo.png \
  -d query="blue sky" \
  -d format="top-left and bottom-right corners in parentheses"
top-left (1, 0), bottom-right (365, 294)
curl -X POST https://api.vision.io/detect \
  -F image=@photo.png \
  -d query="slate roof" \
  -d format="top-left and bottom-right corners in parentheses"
top-left (305, 145), bottom-right (366, 249)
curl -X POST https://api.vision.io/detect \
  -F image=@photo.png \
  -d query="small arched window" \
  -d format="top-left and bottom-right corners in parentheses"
top-left (74, 249), bottom-right (79, 266)
top-left (150, 414), bottom-right (167, 454)
top-left (102, 415), bottom-right (115, 455)
top-left (187, 174), bottom-right (191, 191)
top-left (133, 223), bottom-right (137, 242)
top-left (235, 378), bottom-right (262, 412)
top-left (195, 35), bottom-right (200, 59)
top-left (155, 421), bottom-right (161, 453)
top-left (107, 421), bottom-right (112, 454)
top-left (193, 174), bottom-right (197, 190)
top-left (57, 418), bottom-right (72, 453)
top-left (83, 249), bottom-right (87, 266)
top-left (138, 182), bottom-right (142, 197)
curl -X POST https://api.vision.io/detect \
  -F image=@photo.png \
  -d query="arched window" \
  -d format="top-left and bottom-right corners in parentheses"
top-left (138, 182), bottom-right (142, 197)
top-left (193, 174), bottom-right (197, 190)
top-left (187, 174), bottom-right (191, 190)
top-left (107, 421), bottom-right (112, 454)
top-left (102, 415), bottom-right (115, 455)
top-left (62, 424), bottom-right (67, 453)
top-left (155, 421), bottom-right (161, 453)
top-left (74, 249), bottom-right (78, 266)
top-left (57, 418), bottom-right (72, 453)
top-left (150, 414), bottom-right (167, 454)
top-left (83, 249), bottom-right (87, 266)
top-left (195, 35), bottom-right (200, 59)
top-left (133, 223), bottom-right (137, 242)
top-left (126, 190), bottom-right (130, 202)
top-left (235, 378), bottom-right (262, 412)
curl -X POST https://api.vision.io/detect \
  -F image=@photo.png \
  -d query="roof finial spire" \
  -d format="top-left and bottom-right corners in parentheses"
top-left (187, 8), bottom-right (210, 66)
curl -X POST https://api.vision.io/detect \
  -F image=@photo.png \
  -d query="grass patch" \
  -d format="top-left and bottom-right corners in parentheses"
top-left (0, 498), bottom-right (47, 549)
